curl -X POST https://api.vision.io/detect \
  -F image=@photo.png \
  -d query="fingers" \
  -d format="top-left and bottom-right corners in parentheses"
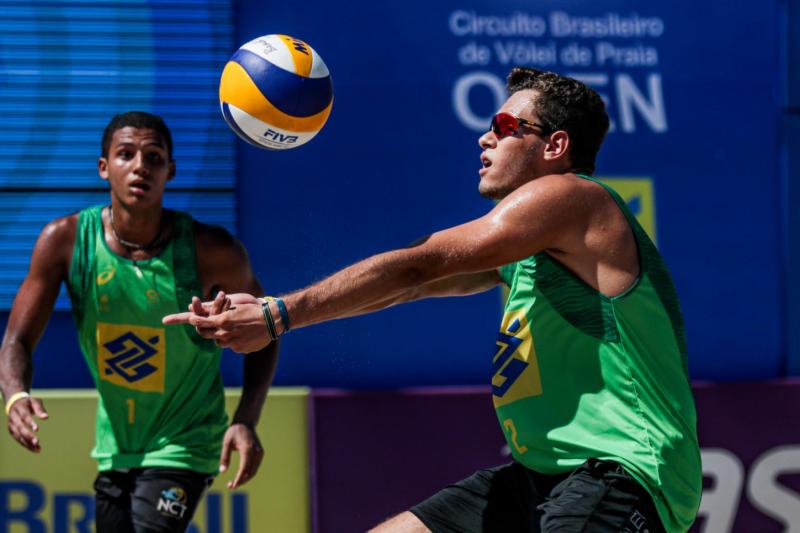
top-left (226, 426), bottom-right (264, 490)
top-left (219, 434), bottom-right (233, 474)
top-left (29, 397), bottom-right (49, 420)
top-left (7, 399), bottom-right (45, 453)
top-left (163, 312), bottom-right (219, 327)
top-left (171, 293), bottom-right (226, 324)
top-left (211, 291), bottom-right (227, 315)
top-left (229, 445), bottom-right (263, 489)
top-left (162, 311), bottom-right (194, 325)
top-left (191, 296), bottom-right (207, 317)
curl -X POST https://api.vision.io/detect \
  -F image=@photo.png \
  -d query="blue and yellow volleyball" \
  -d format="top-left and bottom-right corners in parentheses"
top-left (219, 34), bottom-right (333, 150)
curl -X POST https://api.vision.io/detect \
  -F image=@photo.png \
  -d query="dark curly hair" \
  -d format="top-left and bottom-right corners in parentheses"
top-left (507, 67), bottom-right (609, 174)
top-left (101, 111), bottom-right (173, 159)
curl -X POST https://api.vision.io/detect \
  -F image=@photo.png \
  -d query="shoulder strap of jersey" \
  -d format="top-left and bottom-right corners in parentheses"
top-left (170, 210), bottom-right (219, 351)
top-left (67, 206), bottom-right (102, 321)
top-left (576, 174), bottom-right (688, 364)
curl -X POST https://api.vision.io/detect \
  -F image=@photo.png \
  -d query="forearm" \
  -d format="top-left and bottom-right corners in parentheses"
top-left (288, 268), bottom-right (501, 324)
top-left (284, 248), bottom-right (441, 330)
top-left (0, 341), bottom-right (34, 401)
top-left (231, 340), bottom-right (279, 426)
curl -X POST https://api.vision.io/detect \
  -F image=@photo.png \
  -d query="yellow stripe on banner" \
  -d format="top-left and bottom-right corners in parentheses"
top-left (278, 34), bottom-right (313, 77)
top-left (219, 61), bottom-right (332, 132)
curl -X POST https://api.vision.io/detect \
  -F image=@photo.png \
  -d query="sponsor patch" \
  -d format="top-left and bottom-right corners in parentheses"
top-left (97, 323), bottom-right (165, 392)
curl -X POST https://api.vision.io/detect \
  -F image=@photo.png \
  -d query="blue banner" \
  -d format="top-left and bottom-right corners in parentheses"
top-left (233, 1), bottom-right (784, 386)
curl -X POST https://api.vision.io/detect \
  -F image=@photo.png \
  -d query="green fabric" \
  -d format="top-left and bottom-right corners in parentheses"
top-left (67, 206), bottom-right (227, 474)
top-left (493, 177), bottom-right (701, 532)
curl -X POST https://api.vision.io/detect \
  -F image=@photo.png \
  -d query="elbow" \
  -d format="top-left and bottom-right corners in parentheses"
top-left (399, 263), bottom-right (442, 288)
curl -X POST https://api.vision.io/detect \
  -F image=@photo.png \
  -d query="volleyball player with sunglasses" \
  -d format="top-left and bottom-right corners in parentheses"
top-left (165, 67), bottom-right (702, 533)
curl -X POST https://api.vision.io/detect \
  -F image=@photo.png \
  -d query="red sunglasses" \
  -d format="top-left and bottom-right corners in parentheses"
top-left (490, 112), bottom-right (551, 139)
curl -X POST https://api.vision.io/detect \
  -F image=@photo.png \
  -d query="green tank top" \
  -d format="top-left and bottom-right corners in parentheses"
top-left (67, 206), bottom-right (227, 474)
top-left (494, 176), bottom-right (701, 532)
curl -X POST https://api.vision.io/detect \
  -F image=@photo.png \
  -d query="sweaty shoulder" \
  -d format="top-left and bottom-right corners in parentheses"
top-left (496, 174), bottom-right (621, 256)
top-left (515, 173), bottom-right (607, 200)
top-left (34, 213), bottom-right (78, 279)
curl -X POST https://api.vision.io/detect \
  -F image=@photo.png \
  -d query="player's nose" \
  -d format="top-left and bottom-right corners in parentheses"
top-left (131, 152), bottom-right (149, 175)
top-left (478, 129), bottom-right (496, 149)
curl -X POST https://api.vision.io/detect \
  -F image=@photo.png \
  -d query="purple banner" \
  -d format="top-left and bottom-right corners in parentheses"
top-left (690, 381), bottom-right (800, 533)
top-left (309, 387), bottom-right (506, 532)
top-left (310, 382), bottom-right (800, 533)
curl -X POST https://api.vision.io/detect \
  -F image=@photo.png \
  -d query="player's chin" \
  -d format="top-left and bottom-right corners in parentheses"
top-left (125, 189), bottom-right (162, 207)
top-left (478, 179), bottom-right (505, 200)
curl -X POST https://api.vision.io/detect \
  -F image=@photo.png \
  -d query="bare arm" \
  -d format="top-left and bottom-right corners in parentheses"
top-left (195, 224), bottom-right (278, 488)
top-left (0, 216), bottom-right (74, 451)
top-left (284, 175), bottom-right (580, 329)
top-left (164, 175), bottom-right (587, 353)
top-left (341, 270), bottom-right (502, 318)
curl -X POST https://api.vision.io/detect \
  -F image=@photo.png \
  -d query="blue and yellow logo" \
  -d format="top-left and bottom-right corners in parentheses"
top-left (161, 487), bottom-right (187, 503)
top-left (96, 323), bottom-right (165, 392)
top-left (492, 312), bottom-right (542, 408)
top-left (601, 177), bottom-right (657, 243)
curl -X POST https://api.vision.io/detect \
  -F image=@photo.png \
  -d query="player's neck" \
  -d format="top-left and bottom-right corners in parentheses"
top-left (106, 204), bottom-right (169, 253)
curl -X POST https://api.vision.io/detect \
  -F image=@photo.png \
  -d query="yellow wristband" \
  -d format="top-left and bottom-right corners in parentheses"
top-left (5, 391), bottom-right (30, 416)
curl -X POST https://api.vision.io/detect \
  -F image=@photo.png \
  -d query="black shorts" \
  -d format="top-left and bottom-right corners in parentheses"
top-left (94, 468), bottom-right (214, 533)
top-left (410, 459), bottom-right (664, 533)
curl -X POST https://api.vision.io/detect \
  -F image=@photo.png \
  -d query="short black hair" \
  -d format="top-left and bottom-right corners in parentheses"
top-left (507, 67), bottom-right (609, 174)
top-left (101, 111), bottom-right (173, 159)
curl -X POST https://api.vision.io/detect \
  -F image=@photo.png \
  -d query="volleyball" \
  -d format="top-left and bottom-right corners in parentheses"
top-left (219, 34), bottom-right (333, 150)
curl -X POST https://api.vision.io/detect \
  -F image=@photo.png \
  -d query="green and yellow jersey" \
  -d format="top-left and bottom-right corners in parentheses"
top-left (67, 206), bottom-right (227, 474)
top-left (494, 176), bottom-right (701, 532)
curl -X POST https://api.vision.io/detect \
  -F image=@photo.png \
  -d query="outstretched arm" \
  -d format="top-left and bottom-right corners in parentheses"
top-left (165, 175), bottom-right (585, 352)
top-left (0, 217), bottom-right (74, 452)
top-left (339, 270), bottom-right (502, 318)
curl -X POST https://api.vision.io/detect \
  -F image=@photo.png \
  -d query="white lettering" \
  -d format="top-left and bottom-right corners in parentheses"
top-left (492, 41), bottom-right (557, 66)
top-left (595, 42), bottom-right (659, 67)
top-left (449, 11), bottom-right (546, 37)
top-left (452, 72), bottom-right (506, 132)
top-left (747, 445), bottom-right (800, 531)
top-left (697, 448), bottom-right (744, 533)
top-left (452, 71), bottom-right (669, 135)
top-left (549, 11), bottom-right (665, 38)
top-left (566, 72), bottom-right (615, 132)
top-left (616, 73), bottom-right (667, 132)
top-left (157, 498), bottom-right (187, 518)
top-left (458, 42), bottom-right (491, 66)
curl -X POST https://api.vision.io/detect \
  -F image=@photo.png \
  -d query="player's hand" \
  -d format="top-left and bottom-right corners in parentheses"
top-left (163, 295), bottom-right (270, 354)
top-left (188, 291), bottom-right (234, 339)
top-left (6, 396), bottom-right (49, 453)
top-left (191, 292), bottom-right (261, 316)
top-left (219, 423), bottom-right (264, 489)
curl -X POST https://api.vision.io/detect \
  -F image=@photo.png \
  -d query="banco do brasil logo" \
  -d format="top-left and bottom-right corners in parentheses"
top-left (97, 323), bottom-right (165, 392)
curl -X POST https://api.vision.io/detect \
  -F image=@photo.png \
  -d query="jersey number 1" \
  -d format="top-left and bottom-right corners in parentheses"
top-left (126, 398), bottom-right (135, 424)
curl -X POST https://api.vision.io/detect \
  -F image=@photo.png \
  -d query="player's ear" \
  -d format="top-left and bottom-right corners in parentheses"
top-left (98, 157), bottom-right (109, 181)
top-left (166, 160), bottom-right (176, 182)
top-left (543, 130), bottom-right (570, 162)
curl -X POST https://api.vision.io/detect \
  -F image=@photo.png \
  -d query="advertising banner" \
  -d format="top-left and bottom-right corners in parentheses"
top-left (310, 382), bottom-right (800, 533)
top-left (309, 387), bottom-right (506, 532)
top-left (234, 0), bottom-right (784, 388)
top-left (0, 389), bottom-right (310, 533)
top-left (691, 381), bottom-right (800, 533)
